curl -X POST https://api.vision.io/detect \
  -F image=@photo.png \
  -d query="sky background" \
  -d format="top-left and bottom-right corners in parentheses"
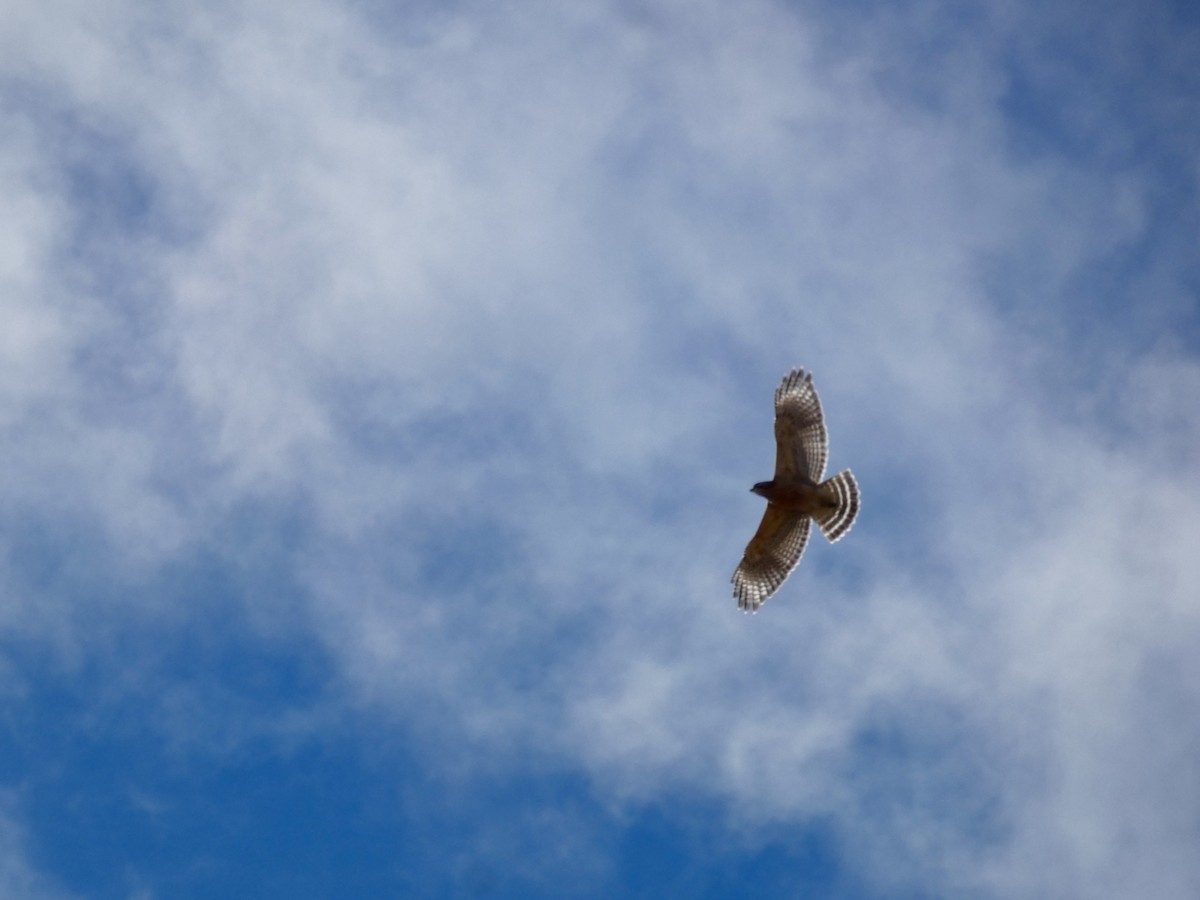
top-left (2, 0), bottom-right (1199, 897)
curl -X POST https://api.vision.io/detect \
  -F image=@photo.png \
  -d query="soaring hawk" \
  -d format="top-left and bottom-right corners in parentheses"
top-left (732, 368), bottom-right (860, 613)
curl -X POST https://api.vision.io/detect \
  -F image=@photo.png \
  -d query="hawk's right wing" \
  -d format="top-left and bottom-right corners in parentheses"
top-left (732, 505), bottom-right (812, 613)
top-left (773, 368), bottom-right (828, 484)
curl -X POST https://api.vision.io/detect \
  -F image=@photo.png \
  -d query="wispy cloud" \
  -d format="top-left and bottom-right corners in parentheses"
top-left (1, 0), bottom-right (1198, 896)
top-left (0, 800), bottom-right (75, 900)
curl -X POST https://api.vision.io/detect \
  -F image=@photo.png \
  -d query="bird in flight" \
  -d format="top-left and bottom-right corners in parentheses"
top-left (732, 368), bottom-right (860, 613)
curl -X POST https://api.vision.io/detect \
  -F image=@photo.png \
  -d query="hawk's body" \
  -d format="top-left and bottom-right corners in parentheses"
top-left (732, 369), bottom-right (859, 613)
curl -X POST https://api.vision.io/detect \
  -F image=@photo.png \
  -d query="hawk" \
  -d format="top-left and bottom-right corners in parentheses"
top-left (732, 368), bottom-right (860, 613)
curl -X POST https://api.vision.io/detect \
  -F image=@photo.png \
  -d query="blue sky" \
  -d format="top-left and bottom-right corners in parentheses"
top-left (2, 0), bottom-right (1199, 897)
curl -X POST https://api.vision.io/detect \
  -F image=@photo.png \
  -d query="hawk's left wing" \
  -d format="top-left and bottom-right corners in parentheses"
top-left (772, 368), bottom-right (828, 484)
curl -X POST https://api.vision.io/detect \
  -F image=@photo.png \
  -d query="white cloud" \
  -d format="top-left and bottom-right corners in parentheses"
top-left (1, 0), bottom-right (1198, 896)
top-left (0, 800), bottom-right (76, 900)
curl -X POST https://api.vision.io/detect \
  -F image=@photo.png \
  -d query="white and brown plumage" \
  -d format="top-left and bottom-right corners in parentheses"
top-left (732, 368), bottom-right (860, 613)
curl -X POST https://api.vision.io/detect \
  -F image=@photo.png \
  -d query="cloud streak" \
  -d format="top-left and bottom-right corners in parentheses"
top-left (1, 0), bottom-right (1198, 896)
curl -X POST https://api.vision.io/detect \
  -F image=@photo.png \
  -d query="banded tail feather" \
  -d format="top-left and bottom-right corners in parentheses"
top-left (814, 469), bottom-right (859, 542)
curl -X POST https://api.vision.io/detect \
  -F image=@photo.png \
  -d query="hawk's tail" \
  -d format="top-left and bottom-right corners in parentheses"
top-left (815, 469), bottom-right (859, 542)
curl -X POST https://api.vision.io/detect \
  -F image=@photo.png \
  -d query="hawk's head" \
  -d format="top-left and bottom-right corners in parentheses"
top-left (751, 481), bottom-right (774, 498)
